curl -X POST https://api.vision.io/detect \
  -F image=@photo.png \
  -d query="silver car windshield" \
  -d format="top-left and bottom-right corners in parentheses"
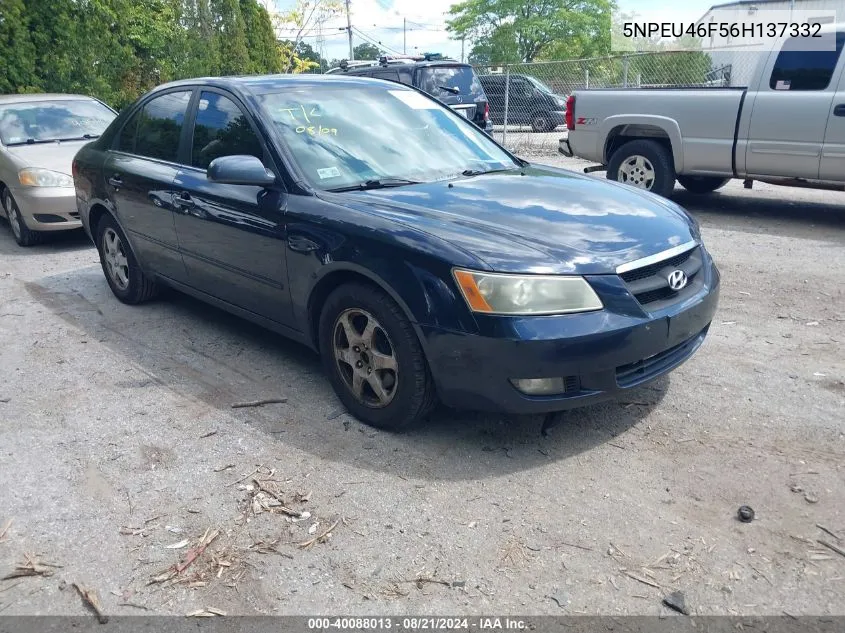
top-left (257, 85), bottom-right (518, 191)
top-left (0, 99), bottom-right (115, 146)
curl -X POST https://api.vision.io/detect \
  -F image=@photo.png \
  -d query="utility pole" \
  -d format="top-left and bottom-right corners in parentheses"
top-left (345, 0), bottom-right (354, 60)
top-left (461, 36), bottom-right (465, 62)
top-left (403, 18), bottom-right (406, 54)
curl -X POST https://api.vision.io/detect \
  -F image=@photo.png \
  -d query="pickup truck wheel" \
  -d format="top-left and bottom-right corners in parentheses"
top-left (607, 140), bottom-right (676, 198)
top-left (677, 175), bottom-right (730, 194)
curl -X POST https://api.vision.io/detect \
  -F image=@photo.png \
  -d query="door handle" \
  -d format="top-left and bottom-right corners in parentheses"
top-left (173, 193), bottom-right (195, 210)
top-left (834, 104), bottom-right (845, 117)
top-left (107, 175), bottom-right (123, 188)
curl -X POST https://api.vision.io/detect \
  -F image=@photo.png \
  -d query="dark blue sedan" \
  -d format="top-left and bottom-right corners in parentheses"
top-left (72, 75), bottom-right (719, 430)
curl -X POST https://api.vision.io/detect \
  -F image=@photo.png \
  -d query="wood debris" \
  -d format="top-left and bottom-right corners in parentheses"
top-left (818, 539), bottom-right (845, 559)
top-left (252, 479), bottom-right (305, 518)
top-left (300, 519), bottom-right (340, 549)
top-left (231, 398), bottom-right (287, 409)
top-left (187, 607), bottom-right (226, 617)
top-left (73, 583), bottom-right (108, 623)
top-left (150, 528), bottom-right (219, 584)
top-left (2, 554), bottom-right (62, 579)
top-left (0, 519), bottom-right (12, 542)
top-left (624, 570), bottom-right (661, 589)
top-left (817, 525), bottom-right (843, 541)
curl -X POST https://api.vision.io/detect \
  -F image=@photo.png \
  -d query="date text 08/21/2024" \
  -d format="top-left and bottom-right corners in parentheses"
top-left (306, 617), bottom-right (528, 630)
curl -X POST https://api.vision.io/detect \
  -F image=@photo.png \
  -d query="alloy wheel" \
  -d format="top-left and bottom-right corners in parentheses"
top-left (333, 308), bottom-right (398, 408)
top-left (102, 227), bottom-right (130, 290)
top-left (5, 194), bottom-right (21, 240)
top-left (618, 154), bottom-right (656, 190)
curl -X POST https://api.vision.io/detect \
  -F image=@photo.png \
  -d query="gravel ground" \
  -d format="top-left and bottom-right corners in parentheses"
top-left (0, 156), bottom-right (843, 619)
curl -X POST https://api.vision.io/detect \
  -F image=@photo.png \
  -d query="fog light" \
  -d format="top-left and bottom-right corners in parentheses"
top-left (510, 377), bottom-right (567, 396)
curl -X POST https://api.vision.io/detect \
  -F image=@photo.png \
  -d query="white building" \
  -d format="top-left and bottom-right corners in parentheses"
top-left (697, 0), bottom-right (841, 85)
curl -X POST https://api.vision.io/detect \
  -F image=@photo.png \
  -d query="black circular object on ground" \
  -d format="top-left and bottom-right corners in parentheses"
top-left (737, 505), bottom-right (755, 522)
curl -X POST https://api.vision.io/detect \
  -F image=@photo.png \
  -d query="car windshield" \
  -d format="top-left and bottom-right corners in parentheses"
top-left (417, 66), bottom-right (485, 99)
top-left (257, 85), bottom-right (518, 191)
top-left (0, 99), bottom-right (115, 146)
top-left (525, 75), bottom-right (555, 94)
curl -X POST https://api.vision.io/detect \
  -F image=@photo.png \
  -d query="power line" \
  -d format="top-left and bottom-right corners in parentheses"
top-left (351, 26), bottom-right (403, 55)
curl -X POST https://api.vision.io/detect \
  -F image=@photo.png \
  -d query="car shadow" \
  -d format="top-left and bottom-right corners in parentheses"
top-left (671, 186), bottom-right (845, 239)
top-left (25, 265), bottom-right (668, 482)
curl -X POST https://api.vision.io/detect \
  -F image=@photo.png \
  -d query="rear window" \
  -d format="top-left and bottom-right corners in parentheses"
top-left (769, 31), bottom-right (845, 91)
top-left (418, 66), bottom-right (485, 100)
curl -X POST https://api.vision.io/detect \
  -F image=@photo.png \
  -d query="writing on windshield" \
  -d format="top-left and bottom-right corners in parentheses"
top-left (274, 104), bottom-right (338, 136)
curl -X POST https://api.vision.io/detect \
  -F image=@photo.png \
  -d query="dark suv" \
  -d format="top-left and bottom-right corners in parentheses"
top-left (330, 55), bottom-right (494, 134)
top-left (478, 73), bottom-right (567, 132)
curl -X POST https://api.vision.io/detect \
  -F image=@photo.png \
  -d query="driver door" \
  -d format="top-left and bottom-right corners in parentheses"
top-left (172, 89), bottom-right (293, 326)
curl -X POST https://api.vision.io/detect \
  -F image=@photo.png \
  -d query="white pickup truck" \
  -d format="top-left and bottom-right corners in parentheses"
top-left (560, 27), bottom-right (845, 197)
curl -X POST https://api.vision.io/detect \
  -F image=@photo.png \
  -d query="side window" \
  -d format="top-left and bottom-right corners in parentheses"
top-left (117, 109), bottom-right (141, 153)
top-left (371, 69), bottom-right (401, 82)
top-left (135, 91), bottom-right (192, 162)
top-left (190, 92), bottom-right (264, 170)
top-left (398, 70), bottom-right (413, 85)
top-left (769, 32), bottom-right (845, 91)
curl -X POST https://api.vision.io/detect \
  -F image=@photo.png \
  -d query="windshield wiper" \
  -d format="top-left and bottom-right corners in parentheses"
top-left (438, 85), bottom-right (460, 95)
top-left (461, 167), bottom-right (520, 177)
top-left (327, 178), bottom-right (421, 192)
top-left (5, 133), bottom-right (100, 147)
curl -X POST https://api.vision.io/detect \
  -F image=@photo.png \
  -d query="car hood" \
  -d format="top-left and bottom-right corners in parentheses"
top-left (321, 165), bottom-right (699, 275)
top-left (3, 140), bottom-right (90, 175)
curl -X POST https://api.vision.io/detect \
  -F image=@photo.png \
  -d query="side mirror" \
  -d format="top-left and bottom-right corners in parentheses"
top-left (207, 155), bottom-right (276, 187)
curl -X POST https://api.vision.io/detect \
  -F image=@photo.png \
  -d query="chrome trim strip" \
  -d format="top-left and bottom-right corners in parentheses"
top-left (615, 240), bottom-right (699, 275)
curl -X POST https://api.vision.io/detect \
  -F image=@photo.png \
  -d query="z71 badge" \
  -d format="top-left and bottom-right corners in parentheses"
top-left (576, 117), bottom-right (597, 126)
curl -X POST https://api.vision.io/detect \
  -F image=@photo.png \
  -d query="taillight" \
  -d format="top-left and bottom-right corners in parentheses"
top-left (565, 95), bottom-right (575, 130)
top-left (483, 102), bottom-right (490, 121)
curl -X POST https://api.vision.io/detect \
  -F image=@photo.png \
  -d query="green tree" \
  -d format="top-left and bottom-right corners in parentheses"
top-left (353, 42), bottom-right (381, 60)
top-left (447, 0), bottom-right (616, 63)
top-left (0, 0), bottom-right (40, 92)
top-left (242, 0), bottom-right (284, 73)
top-left (212, 0), bottom-right (250, 75)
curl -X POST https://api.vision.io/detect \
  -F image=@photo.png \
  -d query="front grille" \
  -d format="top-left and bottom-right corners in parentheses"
top-left (563, 376), bottom-right (580, 393)
top-left (620, 245), bottom-right (704, 310)
top-left (616, 328), bottom-right (707, 388)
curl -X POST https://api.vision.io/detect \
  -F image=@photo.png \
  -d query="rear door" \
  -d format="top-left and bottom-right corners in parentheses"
top-left (819, 32), bottom-right (845, 180)
top-left (104, 89), bottom-right (193, 281)
top-left (744, 32), bottom-right (845, 179)
top-left (171, 89), bottom-right (293, 325)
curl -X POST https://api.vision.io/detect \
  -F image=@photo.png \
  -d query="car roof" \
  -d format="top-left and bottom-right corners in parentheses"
top-left (0, 93), bottom-right (101, 104)
top-left (146, 73), bottom-right (423, 97)
top-left (340, 60), bottom-right (470, 73)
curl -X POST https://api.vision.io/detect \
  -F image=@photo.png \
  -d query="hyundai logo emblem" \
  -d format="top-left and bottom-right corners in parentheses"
top-left (667, 269), bottom-right (688, 291)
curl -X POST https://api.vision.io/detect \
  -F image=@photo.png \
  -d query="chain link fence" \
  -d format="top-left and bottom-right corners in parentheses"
top-left (475, 48), bottom-right (765, 156)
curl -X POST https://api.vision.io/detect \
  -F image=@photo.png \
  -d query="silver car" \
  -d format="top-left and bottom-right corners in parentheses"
top-left (0, 94), bottom-right (116, 246)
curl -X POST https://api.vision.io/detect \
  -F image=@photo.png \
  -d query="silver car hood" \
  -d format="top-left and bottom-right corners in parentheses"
top-left (3, 139), bottom-right (91, 175)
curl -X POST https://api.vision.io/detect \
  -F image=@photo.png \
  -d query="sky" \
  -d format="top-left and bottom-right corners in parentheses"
top-left (262, 0), bottom-right (718, 64)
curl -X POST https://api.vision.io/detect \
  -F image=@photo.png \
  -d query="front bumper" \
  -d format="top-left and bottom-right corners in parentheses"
top-left (422, 261), bottom-right (720, 414)
top-left (8, 185), bottom-right (81, 232)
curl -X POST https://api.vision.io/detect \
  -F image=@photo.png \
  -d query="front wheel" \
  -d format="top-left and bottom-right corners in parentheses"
top-left (2, 189), bottom-right (43, 247)
top-left (607, 139), bottom-right (676, 198)
top-left (531, 112), bottom-right (554, 133)
top-left (318, 283), bottom-right (437, 431)
top-left (678, 175), bottom-right (730, 194)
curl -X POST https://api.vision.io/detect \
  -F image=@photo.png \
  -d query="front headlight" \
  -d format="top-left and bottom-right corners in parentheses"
top-left (453, 269), bottom-right (603, 315)
top-left (18, 168), bottom-right (74, 188)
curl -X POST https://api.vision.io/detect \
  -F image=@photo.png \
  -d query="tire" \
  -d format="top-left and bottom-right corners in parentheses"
top-left (607, 139), bottom-right (676, 198)
top-left (678, 175), bottom-right (730, 194)
top-left (95, 213), bottom-right (158, 304)
top-left (318, 282), bottom-right (437, 431)
top-left (2, 188), bottom-right (44, 247)
top-left (530, 112), bottom-right (553, 133)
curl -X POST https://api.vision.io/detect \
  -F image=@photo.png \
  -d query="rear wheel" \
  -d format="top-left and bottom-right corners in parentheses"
top-left (607, 139), bottom-right (676, 198)
top-left (318, 282), bottom-right (436, 431)
top-left (678, 175), bottom-right (730, 194)
top-left (95, 214), bottom-right (158, 304)
top-left (2, 189), bottom-right (43, 247)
